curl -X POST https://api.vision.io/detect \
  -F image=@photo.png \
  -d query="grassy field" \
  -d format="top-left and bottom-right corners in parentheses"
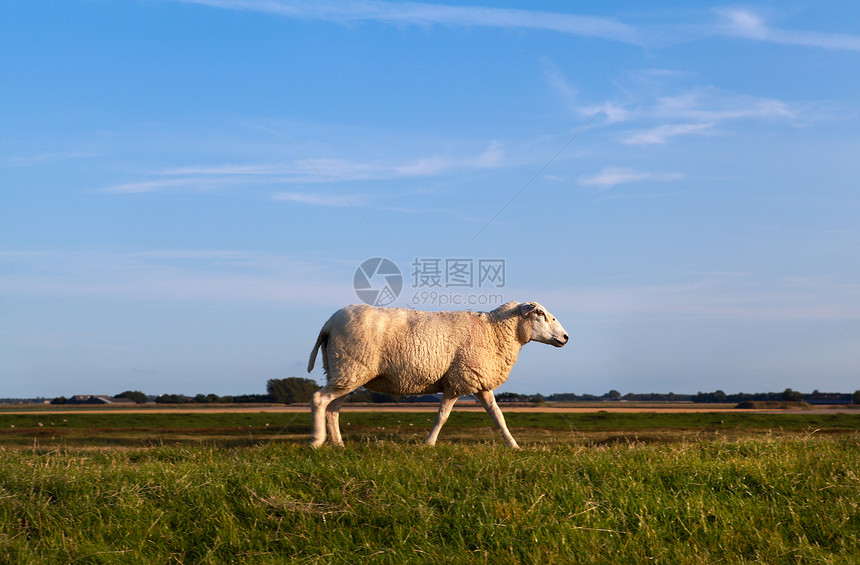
top-left (2, 407), bottom-right (859, 448)
top-left (1, 408), bottom-right (859, 563)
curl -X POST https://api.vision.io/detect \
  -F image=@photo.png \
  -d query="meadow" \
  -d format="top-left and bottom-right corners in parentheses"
top-left (1, 407), bottom-right (859, 563)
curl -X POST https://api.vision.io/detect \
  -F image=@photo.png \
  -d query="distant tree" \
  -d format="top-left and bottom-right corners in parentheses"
top-left (115, 390), bottom-right (148, 404)
top-left (548, 393), bottom-right (580, 401)
top-left (232, 394), bottom-right (273, 403)
top-left (345, 388), bottom-right (374, 403)
top-left (853, 390), bottom-right (860, 405)
top-left (156, 394), bottom-right (192, 404)
top-left (497, 392), bottom-right (528, 402)
top-left (50, 396), bottom-right (67, 405)
top-left (607, 389), bottom-right (622, 401)
top-left (267, 377), bottom-right (319, 404)
top-left (782, 388), bottom-right (804, 402)
top-left (368, 391), bottom-right (398, 403)
top-left (339, 388), bottom-right (400, 403)
top-left (194, 393), bottom-right (222, 403)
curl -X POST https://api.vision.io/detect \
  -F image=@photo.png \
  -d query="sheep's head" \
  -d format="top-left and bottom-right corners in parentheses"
top-left (517, 302), bottom-right (569, 347)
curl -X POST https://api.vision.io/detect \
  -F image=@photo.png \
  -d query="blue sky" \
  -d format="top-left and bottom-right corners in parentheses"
top-left (2, 1), bottom-right (859, 399)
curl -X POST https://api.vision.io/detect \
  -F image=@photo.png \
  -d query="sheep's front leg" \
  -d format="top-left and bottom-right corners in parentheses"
top-left (476, 390), bottom-right (520, 449)
top-left (425, 393), bottom-right (458, 446)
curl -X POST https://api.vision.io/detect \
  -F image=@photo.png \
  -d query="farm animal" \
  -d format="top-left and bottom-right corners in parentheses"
top-left (307, 301), bottom-right (569, 448)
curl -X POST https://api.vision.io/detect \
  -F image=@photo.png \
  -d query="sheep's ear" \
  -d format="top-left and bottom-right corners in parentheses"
top-left (518, 303), bottom-right (538, 316)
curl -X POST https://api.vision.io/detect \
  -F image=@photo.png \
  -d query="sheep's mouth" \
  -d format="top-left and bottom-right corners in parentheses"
top-left (552, 337), bottom-right (568, 347)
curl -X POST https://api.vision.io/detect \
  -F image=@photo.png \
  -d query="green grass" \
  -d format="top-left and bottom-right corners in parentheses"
top-left (1, 437), bottom-right (859, 564)
top-left (1, 410), bottom-right (858, 448)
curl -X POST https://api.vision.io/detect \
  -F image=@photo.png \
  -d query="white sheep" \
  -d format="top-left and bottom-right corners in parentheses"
top-left (306, 301), bottom-right (569, 448)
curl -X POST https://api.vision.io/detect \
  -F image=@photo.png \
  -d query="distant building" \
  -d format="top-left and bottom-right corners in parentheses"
top-left (0, 398), bottom-right (50, 405)
top-left (804, 392), bottom-right (853, 405)
top-left (67, 395), bottom-right (136, 405)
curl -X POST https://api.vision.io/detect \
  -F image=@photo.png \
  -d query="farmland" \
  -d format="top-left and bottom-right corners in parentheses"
top-left (1, 404), bottom-right (859, 563)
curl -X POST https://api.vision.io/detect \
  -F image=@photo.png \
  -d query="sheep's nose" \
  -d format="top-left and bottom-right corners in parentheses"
top-left (562, 333), bottom-right (569, 343)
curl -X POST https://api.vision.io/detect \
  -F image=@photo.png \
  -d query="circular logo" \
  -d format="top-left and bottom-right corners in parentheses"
top-left (353, 257), bottom-right (402, 306)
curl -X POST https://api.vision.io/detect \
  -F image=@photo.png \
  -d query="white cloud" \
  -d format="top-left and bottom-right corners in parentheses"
top-left (104, 143), bottom-right (506, 198)
top-left (395, 141), bottom-right (504, 175)
top-left (270, 191), bottom-right (356, 207)
top-left (622, 122), bottom-right (715, 145)
top-left (718, 9), bottom-right (768, 40)
top-left (543, 62), bottom-right (578, 105)
top-left (161, 164), bottom-right (290, 176)
top-left (653, 90), bottom-right (796, 122)
top-left (543, 59), bottom-right (633, 124)
top-left (581, 101), bottom-right (633, 124)
top-left (578, 167), bottom-right (683, 189)
top-left (471, 141), bottom-right (505, 168)
top-left (545, 63), bottom-right (800, 146)
top-left (177, 0), bottom-right (643, 44)
top-left (166, 1), bottom-right (860, 52)
top-left (618, 89), bottom-right (797, 144)
top-left (393, 156), bottom-right (455, 177)
top-left (3, 151), bottom-right (98, 167)
top-left (716, 8), bottom-right (860, 51)
top-left (102, 177), bottom-right (225, 194)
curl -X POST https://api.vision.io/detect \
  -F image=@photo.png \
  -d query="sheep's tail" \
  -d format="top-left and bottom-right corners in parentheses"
top-left (307, 323), bottom-right (330, 373)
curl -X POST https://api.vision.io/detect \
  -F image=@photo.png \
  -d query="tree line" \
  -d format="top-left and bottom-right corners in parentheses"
top-left (44, 380), bottom-right (860, 406)
top-left (502, 388), bottom-right (860, 404)
top-left (51, 379), bottom-right (322, 405)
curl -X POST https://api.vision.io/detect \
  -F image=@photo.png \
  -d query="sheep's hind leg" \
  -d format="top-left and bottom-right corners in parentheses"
top-left (425, 393), bottom-right (458, 446)
top-left (325, 396), bottom-right (347, 446)
top-left (476, 390), bottom-right (520, 449)
top-left (310, 385), bottom-right (351, 448)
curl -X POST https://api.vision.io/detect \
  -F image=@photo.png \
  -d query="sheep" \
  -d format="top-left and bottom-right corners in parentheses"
top-left (306, 301), bottom-right (569, 448)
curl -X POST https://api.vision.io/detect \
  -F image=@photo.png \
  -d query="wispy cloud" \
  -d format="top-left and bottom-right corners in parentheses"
top-left (393, 142), bottom-right (504, 176)
top-left (545, 62), bottom-right (803, 145)
top-left (3, 151), bottom-right (98, 167)
top-left (620, 90), bottom-right (797, 144)
top-left (176, 0), bottom-right (643, 44)
top-left (165, 1), bottom-right (860, 53)
top-left (270, 191), bottom-right (358, 207)
top-left (160, 164), bottom-right (289, 176)
top-left (102, 177), bottom-right (240, 194)
top-left (652, 90), bottom-right (796, 122)
top-left (716, 8), bottom-right (860, 51)
top-left (542, 60), bottom-right (633, 124)
top-left (101, 142), bottom-right (506, 197)
top-left (578, 167), bottom-right (683, 189)
top-left (622, 122), bottom-right (715, 145)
